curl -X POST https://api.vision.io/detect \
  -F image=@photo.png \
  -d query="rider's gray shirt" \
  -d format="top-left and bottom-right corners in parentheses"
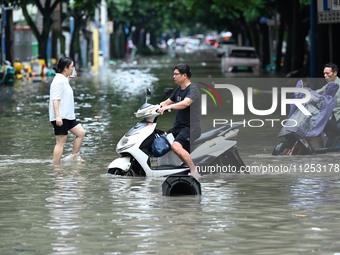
top-left (317, 76), bottom-right (340, 121)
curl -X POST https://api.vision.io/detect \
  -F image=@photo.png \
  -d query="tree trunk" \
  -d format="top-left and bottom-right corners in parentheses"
top-left (259, 22), bottom-right (270, 70)
top-left (4, 9), bottom-right (13, 63)
top-left (275, 12), bottom-right (285, 73)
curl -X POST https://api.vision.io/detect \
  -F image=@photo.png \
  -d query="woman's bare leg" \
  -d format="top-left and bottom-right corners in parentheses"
top-left (53, 135), bottom-right (67, 165)
top-left (69, 124), bottom-right (86, 159)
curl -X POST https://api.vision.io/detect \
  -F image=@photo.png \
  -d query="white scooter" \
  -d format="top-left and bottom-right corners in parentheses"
top-left (107, 88), bottom-right (245, 177)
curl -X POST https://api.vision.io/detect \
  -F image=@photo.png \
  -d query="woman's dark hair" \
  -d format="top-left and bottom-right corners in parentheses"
top-left (174, 63), bottom-right (192, 78)
top-left (52, 57), bottom-right (73, 73)
top-left (324, 62), bottom-right (339, 73)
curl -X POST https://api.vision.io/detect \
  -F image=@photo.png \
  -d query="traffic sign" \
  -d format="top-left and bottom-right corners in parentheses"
top-left (318, 0), bottom-right (340, 23)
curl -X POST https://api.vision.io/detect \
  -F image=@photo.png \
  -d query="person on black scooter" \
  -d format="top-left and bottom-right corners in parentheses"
top-left (318, 63), bottom-right (340, 147)
top-left (157, 63), bottom-right (201, 178)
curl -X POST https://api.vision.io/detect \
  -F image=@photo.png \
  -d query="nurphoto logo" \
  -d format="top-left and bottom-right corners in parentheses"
top-left (197, 79), bottom-right (313, 128)
top-left (197, 82), bottom-right (223, 115)
top-left (200, 84), bottom-right (311, 116)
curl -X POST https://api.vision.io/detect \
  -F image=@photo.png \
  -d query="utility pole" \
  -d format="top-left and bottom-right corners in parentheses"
top-left (316, 0), bottom-right (340, 72)
top-left (310, 0), bottom-right (316, 77)
top-left (0, 4), bottom-right (3, 64)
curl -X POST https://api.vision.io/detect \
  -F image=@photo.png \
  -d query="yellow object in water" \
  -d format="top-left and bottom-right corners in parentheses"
top-left (13, 60), bottom-right (24, 72)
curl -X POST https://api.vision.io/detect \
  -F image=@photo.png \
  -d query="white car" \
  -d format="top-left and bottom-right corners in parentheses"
top-left (221, 46), bottom-right (260, 73)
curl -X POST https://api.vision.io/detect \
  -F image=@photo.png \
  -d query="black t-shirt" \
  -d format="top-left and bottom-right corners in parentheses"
top-left (170, 83), bottom-right (201, 128)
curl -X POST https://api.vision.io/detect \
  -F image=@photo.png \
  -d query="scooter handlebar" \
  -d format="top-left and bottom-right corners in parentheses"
top-left (156, 104), bottom-right (172, 114)
top-left (135, 104), bottom-right (161, 118)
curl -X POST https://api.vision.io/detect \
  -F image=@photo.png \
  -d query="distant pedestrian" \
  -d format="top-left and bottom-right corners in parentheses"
top-left (49, 57), bottom-right (85, 165)
top-left (318, 63), bottom-right (340, 147)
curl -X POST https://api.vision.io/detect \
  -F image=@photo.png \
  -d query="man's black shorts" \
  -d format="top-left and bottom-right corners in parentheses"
top-left (51, 119), bottom-right (79, 135)
top-left (167, 126), bottom-right (201, 152)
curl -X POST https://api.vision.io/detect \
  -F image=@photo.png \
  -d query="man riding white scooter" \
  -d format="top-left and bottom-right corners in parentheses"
top-left (107, 66), bottom-right (245, 176)
top-left (157, 63), bottom-right (201, 178)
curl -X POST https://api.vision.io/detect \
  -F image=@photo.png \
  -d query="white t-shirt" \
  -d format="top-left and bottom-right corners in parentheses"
top-left (49, 73), bottom-right (76, 121)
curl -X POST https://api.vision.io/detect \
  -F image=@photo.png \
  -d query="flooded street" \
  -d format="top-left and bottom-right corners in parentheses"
top-left (1, 52), bottom-right (340, 254)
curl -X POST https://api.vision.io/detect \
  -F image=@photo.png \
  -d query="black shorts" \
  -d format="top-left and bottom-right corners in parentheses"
top-left (167, 126), bottom-right (201, 152)
top-left (51, 119), bottom-right (79, 135)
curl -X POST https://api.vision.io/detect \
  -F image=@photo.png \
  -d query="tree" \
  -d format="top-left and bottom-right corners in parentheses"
top-left (7, 0), bottom-right (62, 64)
top-left (6, 0), bottom-right (99, 66)
top-left (68, 0), bottom-right (99, 67)
top-left (7, 0), bottom-right (337, 76)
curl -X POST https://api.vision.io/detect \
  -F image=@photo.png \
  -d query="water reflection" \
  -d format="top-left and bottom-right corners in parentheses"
top-left (104, 67), bottom-right (159, 95)
top-left (46, 165), bottom-right (87, 254)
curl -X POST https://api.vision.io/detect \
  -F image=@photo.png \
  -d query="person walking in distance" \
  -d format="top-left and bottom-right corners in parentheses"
top-left (49, 57), bottom-right (85, 165)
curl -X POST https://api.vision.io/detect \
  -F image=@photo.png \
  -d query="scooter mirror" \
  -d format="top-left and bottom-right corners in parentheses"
top-left (163, 88), bottom-right (173, 95)
top-left (145, 88), bottom-right (152, 103)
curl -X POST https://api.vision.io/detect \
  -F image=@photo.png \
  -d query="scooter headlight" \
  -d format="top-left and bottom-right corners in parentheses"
top-left (118, 137), bottom-right (130, 147)
top-left (117, 133), bottom-right (138, 153)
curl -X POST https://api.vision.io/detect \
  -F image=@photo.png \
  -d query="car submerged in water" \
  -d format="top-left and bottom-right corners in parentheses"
top-left (221, 46), bottom-right (260, 74)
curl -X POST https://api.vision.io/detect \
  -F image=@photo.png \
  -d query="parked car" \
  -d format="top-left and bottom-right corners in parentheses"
top-left (221, 46), bottom-right (260, 74)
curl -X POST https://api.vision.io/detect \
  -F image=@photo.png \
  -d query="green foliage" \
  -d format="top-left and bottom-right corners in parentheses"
top-left (300, 0), bottom-right (311, 6)
top-left (72, 0), bottom-right (101, 14)
top-left (6, 0), bottom-right (313, 71)
top-left (7, 0), bottom-right (289, 39)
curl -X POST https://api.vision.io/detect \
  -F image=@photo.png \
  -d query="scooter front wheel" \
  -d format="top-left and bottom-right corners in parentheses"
top-left (272, 142), bottom-right (289, 156)
top-left (108, 168), bottom-right (134, 176)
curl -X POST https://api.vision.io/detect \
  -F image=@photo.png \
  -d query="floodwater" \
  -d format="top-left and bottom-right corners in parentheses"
top-left (1, 52), bottom-right (340, 255)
